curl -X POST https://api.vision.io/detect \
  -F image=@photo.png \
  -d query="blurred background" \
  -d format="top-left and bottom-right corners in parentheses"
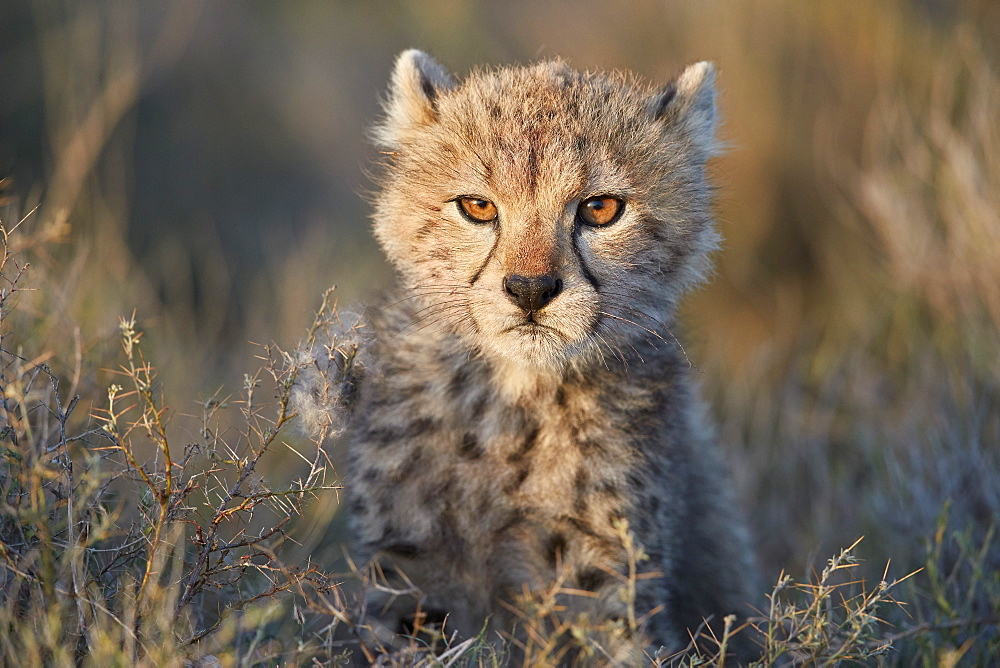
top-left (2, 0), bottom-right (998, 629)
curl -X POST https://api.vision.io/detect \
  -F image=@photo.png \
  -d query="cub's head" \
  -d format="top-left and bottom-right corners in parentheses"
top-left (372, 50), bottom-right (720, 371)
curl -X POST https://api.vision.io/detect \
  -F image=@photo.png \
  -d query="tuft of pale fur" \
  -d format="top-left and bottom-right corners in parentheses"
top-left (294, 51), bottom-right (757, 662)
top-left (290, 309), bottom-right (372, 441)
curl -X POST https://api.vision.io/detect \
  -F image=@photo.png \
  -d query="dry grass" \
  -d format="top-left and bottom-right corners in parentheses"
top-left (0, 220), bottom-right (345, 664)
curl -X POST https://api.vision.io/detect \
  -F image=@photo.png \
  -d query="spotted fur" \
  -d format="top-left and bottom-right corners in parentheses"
top-left (296, 50), bottom-right (756, 660)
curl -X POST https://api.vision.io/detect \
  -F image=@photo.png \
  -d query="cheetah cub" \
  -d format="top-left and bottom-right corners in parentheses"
top-left (294, 50), bottom-right (756, 661)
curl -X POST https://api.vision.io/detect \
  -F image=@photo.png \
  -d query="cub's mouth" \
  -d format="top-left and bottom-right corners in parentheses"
top-left (503, 320), bottom-right (562, 335)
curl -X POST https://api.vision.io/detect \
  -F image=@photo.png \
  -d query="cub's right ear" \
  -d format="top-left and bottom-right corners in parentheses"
top-left (647, 61), bottom-right (719, 160)
top-left (375, 49), bottom-right (456, 148)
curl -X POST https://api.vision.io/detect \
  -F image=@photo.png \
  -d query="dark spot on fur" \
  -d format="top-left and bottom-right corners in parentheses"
top-left (577, 568), bottom-right (609, 591)
top-left (578, 438), bottom-right (607, 456)
top-left (350, 497), bottom-right (367, 515)
top-left (361, 467), bottom-right (382, 483)
top-left (471, 392), bottom-right (488, 417)
top-left (383, 542), bottom-right (420, 557)
top-left (412, 416), bottom-right (437, 436)
top-left (507, 427), bottom-right (539, 463)
top-left (448, 366), bottom-right (472, 399)
top-left (546, 532), bottom-right (567, 567)
top-left (396, 382), bottom-right (429, 402)
top-left (365, 426), bottom-right (405, 448)
top-left (504, 404), bottom-right (533, 430)
top-left (567, 516), bottom-right (600, 538)
top-left (476, 491), bottom-right (495, 518)
top-left (495, 508), bottom-right (526, 534)
top-left (368, 397), bottom-right (393, 412)
top-left (459, 432), bottom-right (482, 459)
top-left (415, 221), bottom-right (436, 241)
top-left (555, 386), bottom-right (566, 407)
top-left (431, 475), bottom-right (456, 506)
top-left (505, 463), bottom-right (531, 492)
top-left (573, 468), bottom-right (591, 513)
top-left (408, 447), bottom-right (425, 470)
top-left (439, 508), bottom-right (469, 561)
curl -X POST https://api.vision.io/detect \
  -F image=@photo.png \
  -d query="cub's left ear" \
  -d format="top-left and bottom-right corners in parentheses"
top-left (375, 49), bottom-right (457, 148)
top-left (647, 61), bottom-right (719, 158)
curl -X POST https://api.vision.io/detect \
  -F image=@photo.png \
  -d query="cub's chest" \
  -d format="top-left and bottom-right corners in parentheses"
top-left (357, 392), bottom-right (642, 547)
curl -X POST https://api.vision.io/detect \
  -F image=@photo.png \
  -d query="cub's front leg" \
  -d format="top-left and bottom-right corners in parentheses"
top-left (346, 442), bottom-right (490, 649)
top-left (487, 515), bottom-right (670, 662)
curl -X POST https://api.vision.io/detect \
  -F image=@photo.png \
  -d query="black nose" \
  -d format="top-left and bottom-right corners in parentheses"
top-left (503, 274), bottom-right (563, 313)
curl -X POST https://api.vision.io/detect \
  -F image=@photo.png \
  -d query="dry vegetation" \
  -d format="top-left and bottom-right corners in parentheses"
top-left (2, 1), bottom-right (998, 665)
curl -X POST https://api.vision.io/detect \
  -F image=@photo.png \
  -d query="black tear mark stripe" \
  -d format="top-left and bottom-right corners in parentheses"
top-left (572, 226), bottom-right (601, 290)
top-left (470, 230), bottom-right (501, 285)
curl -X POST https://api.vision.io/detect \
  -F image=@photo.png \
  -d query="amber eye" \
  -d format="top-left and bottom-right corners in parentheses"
top-left (577, 196), bottom-right (624, 227)
top-left (457, 197), bottom-right (498, 223)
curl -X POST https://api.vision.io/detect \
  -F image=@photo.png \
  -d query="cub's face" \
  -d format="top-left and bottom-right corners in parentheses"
top-left (372, 51), bottom-right (719, 370)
